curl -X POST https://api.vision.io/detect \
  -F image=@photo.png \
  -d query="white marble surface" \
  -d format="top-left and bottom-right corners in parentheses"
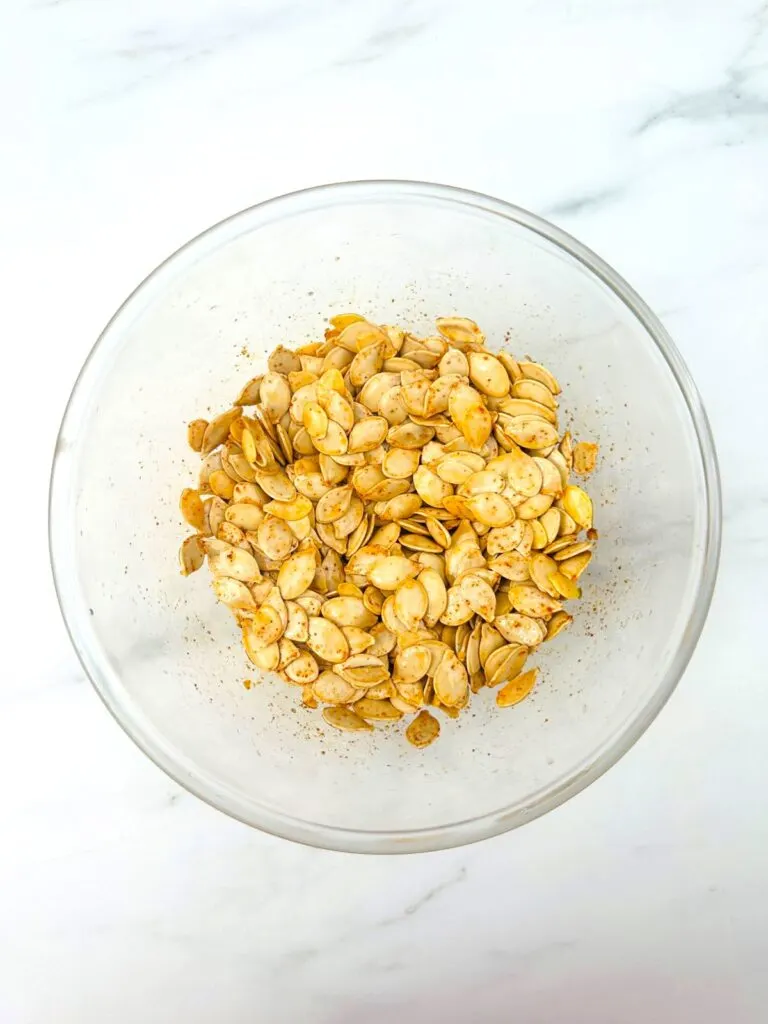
top-left (2, 0), bottom-right (766, 1020)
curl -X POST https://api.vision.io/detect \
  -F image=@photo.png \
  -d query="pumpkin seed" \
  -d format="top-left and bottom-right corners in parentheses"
top-left (549, 572), bottom-right (581, 600)
top-left (552, 540), bottom-right (592, 561)
top-left (348, 416), bottom-right (388, 453)
top-left (268, 345), bottom-right (302, 376)
top-left (484, 643), bottom-right (529, 688)
top-left (312, 672), bottom-right (358, 704)
top-left (465, 492), bottom-right (515, 527)
top-left (394, 645), bottom-right (431, 684)
top-left (179, 535), bottom-right (206, 575)
top-left (413, 465), bottom-right (453, 508)
top-left (500, 415), bottom-right (557, 450)
top-left (368, 555), bottom-right (420, 591)
top-left (449, 383), bottom-right (493, 448)
top-left (180, 488), bottom-right (206, 531)
top-left (201, 407), bottom-right (242, 455)
top-left (468, 351), bottom-right (509, 397)
top-left (435, 316), bottom-right (484, 347)
top-left (507, 583), bottom-right (562, 618)
top-left (495, 612), bottom-right (546, 647)
top-left (558, 508), bottom-right (579, 536)
top-left (277, 541), bottom-right (318, 599)
top-left (312, 420), bottom-right (349, 457)
top-left (321, 595), bottom-right (378, 629)
top-left (284, 651), bottom-right (319, 684)
top-left (459, 574), bottom-right (496, 622)
top-left (545, 610), bottom-right (573, 640)
top-left (562, 484), bottom-right (593, 529)
top-left (435, 451), bottom-right (485, 485)
top-left (260, 373), bottom-right (292, 423)
top-left (512, 378), bottom-right (557, 410)
top-left (539, 507), bottom-right (561, 545)
top-left (303, 401), bottom-right (329, 439)
top-left (496, 667), bottom-right (539, 707)
top-left (322, 705), bottom-right (373, 731)
top-left (284, 601), bottom-right (309, 642)
top-left (243, 606), bottom-right (284, 653)
top-left (559, 551), bottom-right (592, 580)
top-left (516, 361), bottom-right (558, 392)
top-left (382, 447), bottom-right (421, 479)
top-left (187, 419), bottom-right (208, 452)
top-left (263, 495), bottom-right (313, 521)
top-left (209, 470), bottom-right (235, 501)
top-left (440, 586), bottom-right (474, 626)
top-left (307, 616), bottom-right (349, 663)
top-left (353, 698), bottom-right (403, 721)
top-left (498, 397), bottom-right (557, 425)
top-left (418, 568), bottom-right (448, 627)
top-left (394, 578), bottom-right (429, 630)
top-left (495, 351), bottom-right (522, 382)
top-left (337, 654), bottom-right (390, 686)
top-left (256, 516), bottom-right (295, 562)
top-left (315, 485), bottom-right (353, 524)
top-left (224, 503), bottom-right (262, 532)
top-left (433, 650), bottom-right (469, 706)
top-left (573, 441), bottom-right (598, 476)
top-left (278, 638), bottom-right (301, 668)
top-left (477, 623), bottom-right (506, 668)
top-left (180, 313), bottom-right (597, 746)
top-left (485, 523), bottom-right (526, 557)
top-left (529, 553), bottom-right (561, 597)
top-left (208, 544), bottom-right (261, 583)
top-left (212, 577), bottom-right (256, 610)
top-left (341, 626), bottom-right (375, 655)
top-left (404, 709), bottom-right (441, 748)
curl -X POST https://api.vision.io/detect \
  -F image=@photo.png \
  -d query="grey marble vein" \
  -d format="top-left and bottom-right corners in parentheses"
top-left (543, 185), bottom-right (625, 219)
top-left (635, 2), bottom-right (768, 135)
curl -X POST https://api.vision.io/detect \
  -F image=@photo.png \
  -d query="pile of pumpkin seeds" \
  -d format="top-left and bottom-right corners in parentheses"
top-left (179, 315), bottom-right (597, 748)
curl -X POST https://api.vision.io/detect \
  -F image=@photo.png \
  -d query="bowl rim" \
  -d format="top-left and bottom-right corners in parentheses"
top-left (49, 179), bottom-right (722, 854)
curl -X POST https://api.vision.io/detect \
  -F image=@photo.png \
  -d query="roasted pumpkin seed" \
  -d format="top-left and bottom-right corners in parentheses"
top-left (179, 314), bottom-right (597, 745)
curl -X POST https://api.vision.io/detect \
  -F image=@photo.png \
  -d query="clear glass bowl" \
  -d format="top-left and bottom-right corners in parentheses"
top-left (49, 181), bottom-right (721, 853)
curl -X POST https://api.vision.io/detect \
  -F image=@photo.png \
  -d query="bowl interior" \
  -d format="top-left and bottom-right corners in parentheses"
top-left (51, 183), bottom-right (717, 851)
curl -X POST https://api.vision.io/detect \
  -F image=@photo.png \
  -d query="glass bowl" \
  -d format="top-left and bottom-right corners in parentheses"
top-left (49, 181), bottom-right (721, 853)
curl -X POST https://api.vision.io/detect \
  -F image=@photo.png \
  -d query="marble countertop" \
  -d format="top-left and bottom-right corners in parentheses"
top-left (3, 0), bottom-right (766, 1020)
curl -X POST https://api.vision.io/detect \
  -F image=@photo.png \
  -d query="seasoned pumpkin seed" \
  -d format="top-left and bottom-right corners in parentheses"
top-left (179, 535), bottom-right (206, 575)
top-left (405, 709), bottom-right (441, 748)
top-left (496, 667), bottom-right (539, 707)
top-left (179, 313), bottom-right (597, 746)
top-left (323, 704), bottom-right (374, 730)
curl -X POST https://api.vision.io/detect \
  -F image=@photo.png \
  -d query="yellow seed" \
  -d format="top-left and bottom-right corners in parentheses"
top-left (263, 495), bottom-right (313, 521)
top-left (496, 668), bottom-right (539, 708)
top-left (277, 542), bottom-right (318, 599)
top-left (562, 484), bottom-right (593, 529)
top-left (180, 488), bottom-right (206, 530)
top-left (353, 698), bottom-right (403, 721)
top-left (368, 556), bottom-right (419, 591)
top-left (405, 709), bottom-right (441, 748)
top-left (548, 572), bottom-right (581, 600)
top-left (448, 383), bottom-right (493, 448)
top-left (187, 419), bottom-right (208, 451)
top-left (303, 401), bottom-right (329, 439)
top-left (573, 441), bottom-right (599, 476)
top-left (464, 493), bottom-right (515, 528)
top-left (468, 351), bottom-right (510, 398)
top-left (209, 470), bottom-right (235, 500)
top-left (559, 551), bottom-right (592, 580)
top-left (179, 535), bottom-right (205, 575)
top-left (545, 610), bottom-right (573, 641)
top-left (181, 314), bottom-right (597, 749)
top-left (322, 706), bottom-right (373, 732)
